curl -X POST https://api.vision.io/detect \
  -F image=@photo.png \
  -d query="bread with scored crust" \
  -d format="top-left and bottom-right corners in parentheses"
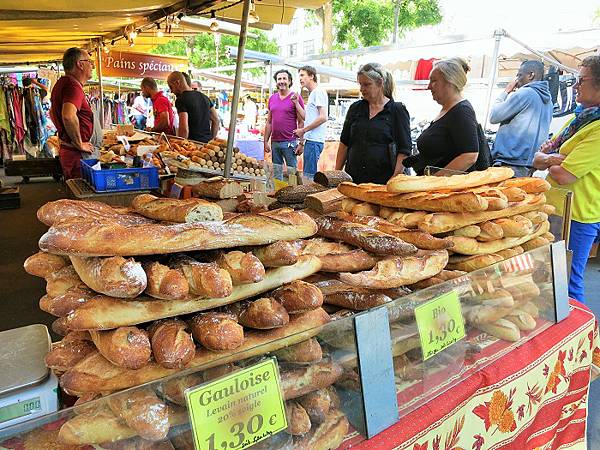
top-left (131, 194), bottom-right (223, 222)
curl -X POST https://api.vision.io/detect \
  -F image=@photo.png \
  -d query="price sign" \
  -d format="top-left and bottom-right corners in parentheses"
top-left (185, 359), bottom-right (287, 450)
top-left (414, 290), bottom-right (466, 361)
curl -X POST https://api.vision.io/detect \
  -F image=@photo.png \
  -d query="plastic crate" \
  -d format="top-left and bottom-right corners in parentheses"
top-left (81, 159), bottom-right (159, 193)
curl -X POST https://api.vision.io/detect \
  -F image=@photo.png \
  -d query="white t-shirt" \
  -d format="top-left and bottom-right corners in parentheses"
top-left (132, 95), bottom-right (148, 117)
top-left (304, 87), bottom-right (328, 143)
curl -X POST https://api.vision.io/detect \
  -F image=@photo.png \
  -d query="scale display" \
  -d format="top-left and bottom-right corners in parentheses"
top-left (0, 397), bottom-right (41, 424)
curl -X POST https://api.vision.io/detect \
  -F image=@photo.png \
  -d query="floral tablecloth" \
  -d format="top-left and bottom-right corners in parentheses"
top-left (342, 300), bottom-right (599, 450)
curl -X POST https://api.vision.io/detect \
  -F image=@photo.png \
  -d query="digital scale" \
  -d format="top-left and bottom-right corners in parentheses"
top-left (0, 324), bottom-right (58, 432)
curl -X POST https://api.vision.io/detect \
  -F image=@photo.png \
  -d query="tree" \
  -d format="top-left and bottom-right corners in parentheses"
top-left (314, 0), bottom-right (442, 49)
top-left (151, 30), bottom-right (278, 71)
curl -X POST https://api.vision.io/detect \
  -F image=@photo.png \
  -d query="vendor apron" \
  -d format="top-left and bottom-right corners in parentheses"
top-left (58, 141), bottom-right (83, 180)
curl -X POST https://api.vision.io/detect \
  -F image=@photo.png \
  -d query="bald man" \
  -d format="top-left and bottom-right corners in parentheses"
top-left (167, 71), bottom-right (219, 142)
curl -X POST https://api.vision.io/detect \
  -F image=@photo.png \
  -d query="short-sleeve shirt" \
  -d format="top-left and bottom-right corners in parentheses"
top-left (268, 92), bottom-right (305, 142)
top-left (340, 99), bottom-right (411, 184)
top-left (410, 100), bottom-right (479, 175)
top-left (175, 90), bottom-right (213, 142)
top-left (151, 90), bottom-right (175, 135)
top-left (50, 75), bottom-right (93, 146)
top-left (546, 119), bottom-right (600, 223)
top-left (304, 87), bottom-right (328, 143)
top-left (132, 95), bottom-right (148, 117)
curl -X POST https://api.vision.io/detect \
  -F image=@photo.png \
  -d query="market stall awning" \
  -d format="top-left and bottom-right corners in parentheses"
top-left (0, 0), bottom-right (328, 65)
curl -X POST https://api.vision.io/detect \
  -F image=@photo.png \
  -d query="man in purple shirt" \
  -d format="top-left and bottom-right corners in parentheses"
top-left (264, 69), bottom-right (305, 180)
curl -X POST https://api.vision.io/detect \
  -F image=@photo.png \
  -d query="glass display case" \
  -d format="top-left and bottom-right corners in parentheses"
top-left (0, 244), bottom-right (567, 450)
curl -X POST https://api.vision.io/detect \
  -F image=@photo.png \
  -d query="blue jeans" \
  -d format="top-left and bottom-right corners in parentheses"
top-left (272, 140), bottom-right (298, 180)
top-left (303, 140), bottom-right (324, 178)
top-left (568, 220), bottom-right (600, 302)
top-left (133, 115), bottom-right (146, 130)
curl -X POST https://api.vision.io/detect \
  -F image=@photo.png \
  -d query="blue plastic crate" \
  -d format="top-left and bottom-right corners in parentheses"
top-left (81, 159), bottom-right (159, 193)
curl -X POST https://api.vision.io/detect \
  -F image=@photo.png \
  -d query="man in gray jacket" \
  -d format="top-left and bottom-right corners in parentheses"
top-left (490, 60), bottom-right (553, 177)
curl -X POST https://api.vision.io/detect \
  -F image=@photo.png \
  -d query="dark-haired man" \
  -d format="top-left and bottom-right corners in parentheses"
top-left (295, 65), bottom-right (328, 177)
top-left (50, 47), bottom-right (94, 179)
top-left (140, 77), bottom-right (175, 135)
top-left (264, 69), bottom-right (305, 180)
top-left (490, 60), bottom-right (553, 177)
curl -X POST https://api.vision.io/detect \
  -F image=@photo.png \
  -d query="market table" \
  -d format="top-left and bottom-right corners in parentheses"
top-left (341, 300), bottom-right (599, 450)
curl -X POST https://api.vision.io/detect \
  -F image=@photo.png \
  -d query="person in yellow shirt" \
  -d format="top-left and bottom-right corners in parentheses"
top-left (533, 56), bottom-right (600, 302)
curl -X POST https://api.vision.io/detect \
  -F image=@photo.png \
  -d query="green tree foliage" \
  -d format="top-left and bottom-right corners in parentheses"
top-left (151, 30), bottom-right (278, 69)
top-left (327, 0), bottom-right (442, 49)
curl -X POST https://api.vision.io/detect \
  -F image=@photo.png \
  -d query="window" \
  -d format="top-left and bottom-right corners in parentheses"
top-left (303, 40), bottom-right (315, 56)
top-left (289, 43), bottom-right (298, 57)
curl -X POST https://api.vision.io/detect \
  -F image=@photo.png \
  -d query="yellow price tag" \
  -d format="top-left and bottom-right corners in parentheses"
top-left (185, 359), bottom-right (287, 450)
top-left (273, 178), bottom-right (289, 191)
top-left (414, 290), bottom-right (466, 361)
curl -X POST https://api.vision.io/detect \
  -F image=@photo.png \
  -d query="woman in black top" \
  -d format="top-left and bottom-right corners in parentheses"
top-left (404, 58), bottom-right (485, 175)
top-left (335, 63), bottom-right (412, 184)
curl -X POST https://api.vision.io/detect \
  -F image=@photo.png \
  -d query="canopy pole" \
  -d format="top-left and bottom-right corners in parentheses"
top-left (96, 40), bottom-right (104, 127)
top-left (224, 0), bottom-right (251, 179)
top-left (504, 31), bottom-right (577, 73)
top-left (483, 29), bottom-right (503, 128)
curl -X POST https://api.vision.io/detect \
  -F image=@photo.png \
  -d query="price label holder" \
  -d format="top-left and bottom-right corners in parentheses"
top-left (415, 290), bottom-right (466, 361)
top-left (185, 358), bottom-right (287, 450)
top-left (352, 306), bottom-right (399, 438)
top-left (550, 240), bottom-right (570, 322)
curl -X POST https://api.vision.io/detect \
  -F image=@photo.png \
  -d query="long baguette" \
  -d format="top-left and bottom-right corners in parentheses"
top-left (65, 256), bottom-right (322, 330)
top-left (131, 194), bottom-right (223, 222)
top-left (37, 199), bottom-right (155, 227)
top-left (419, 194), bottom-right (546, 234)
top-left (338, 182), bottom-right (489, 212)
top-left (70, 255), bottom-right (147, 298)
top-left (24, 251), bottom-right (68, 278)
top-left (387, 167), bottom-right (514, 193)
top-left (39, 209), bottom-right (318, 257)
top-left (60, 308), bottom-right (330, 395)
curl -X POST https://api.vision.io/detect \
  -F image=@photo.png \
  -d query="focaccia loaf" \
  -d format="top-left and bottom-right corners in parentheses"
top-left (386, 167), bottom-right (514, 193)
top-left (70, 255), bottom-right (147, 298)
top-left (131, 194), bottom-right (223, 222)
top-left (39, 208), bottom-right (318, 257)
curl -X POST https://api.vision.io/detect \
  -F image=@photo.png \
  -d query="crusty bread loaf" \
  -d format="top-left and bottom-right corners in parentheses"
top-left (239, 298), bottom-right (290, 329)
top-left (276, 183), bottom-right (327, 204)
top-left (378, 206), bottom-right (397, 219)
top-left (313, 170), bottom-right (352, 188)
top-left (132, 194), bottom-right (223, 222)
top-left (70, 255), bottom-right (147, 298)
top-left (339, 250), bottom-right (449, 289)
top-left (216, 250), bottom-right (265, 285)
top-left (418, 194), bottom-right (546, 234)
top-left (89, 327), bottom-right (151, 370)
top-left (338, 182), bottom-right (490, 212)
top-left (498, 186), bottom-right (528, 202)
top-left (285, 402), bottom-right (312, 435)
top-left (304, 188), bottom-right (346, 214)
top-left (497, 177), bottom-right (551, 193)
top-left (315, 215), bottom-right (417, 256)
top-left (45, 265), bottom-right (86, 297)
top-left (477, 221), bottom-right (504, 242)
top-left (484, 196), bottom-right (509, 211)
top-left (272, 338), bottom-right (322, 364)
top-left (192, 177), bottom-right (244, 199)
top-left (24, 251), bottom-right (68, 278)
top-left (521, 210), bottom-right (548, 224)
top-left (292, 409), bottom-right (349, 450)
top-left (542, 204), bottom-right (556, 215)
top-left (39, 288), bottom-right (94, 317)
top-left (271, 280), bottom-right (324, 314)
top-left (492, 216), bottom-right (532, 237)
top-left (60, 308), bottom-right (330, 395)
top-left (297, 237), bottom-right (378, 272)
top-left (313, 279), bottom-right (394, 310)
top-left (107, 388), bottom-right (170, 441)
top-left (189, 312), bottom-right (244, 351)
top-left (143, 261), bottom-right (189, 300)
top-left (250, 240), bottom-right (301, 267)
top-left (169, 255), bottom-right (232, 298)
top-left (65, 256), bottom-right (322, 330)
top-left (147, 319), bottom-right (195, 369)
top-left (52, 317), bottom-right (70, 336)
top-left (475, 318), bottom-right (521, 342)
top-left (280, 360), bottom-right (344, 400)
top-left (495, 245), bottom-right (525, 260)
top-left (505, 309), bottom-right (537, 331)
top-left (45, 337), bottom-right (96, 372)
top-left (298, 386), bottom-right (340, 425)
top-left (453, 225), bottom-right (481, 238)
top-left (351, 201), bottom-right (380, 216)
top-left (386, 210), bottom-right (428, 229)
top-left (386, 167), bottom-right (514, 193)
top-left (40, 208), bottom-right (318, 257)
top-left (521, 236), bottom-right (551, 252)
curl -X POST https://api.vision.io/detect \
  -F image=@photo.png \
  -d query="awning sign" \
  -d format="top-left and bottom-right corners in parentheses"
top-left (101, 51), bottom-right (188, 79)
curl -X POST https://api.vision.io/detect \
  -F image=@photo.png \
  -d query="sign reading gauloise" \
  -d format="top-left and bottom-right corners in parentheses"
top-left (101, 51), bottom-right (188, 78)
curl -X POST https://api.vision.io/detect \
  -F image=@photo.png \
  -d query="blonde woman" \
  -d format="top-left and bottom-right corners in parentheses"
top-left (403, 58), bottom-right (490, 175)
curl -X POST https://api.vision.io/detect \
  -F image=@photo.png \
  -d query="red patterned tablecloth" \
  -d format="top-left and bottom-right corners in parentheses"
top-left (342, 300), bottom-right (599, 450)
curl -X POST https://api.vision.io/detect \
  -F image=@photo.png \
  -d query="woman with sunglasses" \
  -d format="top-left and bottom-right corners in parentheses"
top-left (533, 56), bottom-right (600, 303)
top-left (335, 63), bottom-right (412, 184)
top-left (403, 58), bottom-right (490, 175)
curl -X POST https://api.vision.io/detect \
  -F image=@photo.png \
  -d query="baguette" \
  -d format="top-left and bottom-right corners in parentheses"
top-left (147, 320), bottom-right (195, 369)
top-left (143, 261), bottom-right (189, 300)
top-left (446, 253), bottom-right (505, 272)
top-left (495, 245), bottom-right (525, 260)
top-left (291, 409), bottom-right (348, 450)
top-left (40, 209), bottom-right (319, 257)
top-left (107, 388), bottom-right (169, 441)
top-left (24, 251), bottom-right (68, 278)
top-left (339, 250), bottom-right (449, 289)
top-left (216, 250), bottom-right (265, 285)
top-left (341, 197), bottom-right (361, 213)
top-left (520, 302), bottom-right (540, 319)
top-left (45, 337), bottom-right (96, 372)
top-left (250, 240), bottom-right (301, 267)
top-left (499, 186), bottom-right (528, 202)
top-left (45, 265), bottom-right (86, 298)
top-left (505, 309), bottom-right (537, 331)
top-left (65, 256), bottom-right (322, 330)
top-left (239, 298), bottom-right (290, 329)
top-left (542, 204), bottom-right (556, 215)
top-left (484, 196), bottom-right (509, 211)
top-left (386, 167), bottom-right (514, 193)
top-left (475, 318), bottom-right (521, 342)
top-left (281, 360), bottom-right (344, 400)
top-left (521, 236), bottom-right (551, 252)
top-left (497, 177), bottom-right (551, 193)
top-left (272, 338), bottom-right (322, 364)
top-left (169, 255), bottom-right (232, 298)
top-left (453, 225), bottom-right (481, 238)
top-left (315, 215), bottom-right (417, 256)
top-left (189, 312), bottom-right (244, 351)
top-left (419, 194), bottom-right (546, 234)
top-left (89, 327), bottom-right (152, 370)
top-left (386, 210), bottom-right (428, 228)
top-left (477, 221), bottom-right (504, 242)
top-left (52, 317), bottom-right (70, 336)
top-left (285, 402), bottom-right (312, 435)
top-left (271, 280), bottom-right (324, 314)
top-left (132, 194), bottom-right (223, 222)
top-left (70, 256), bottom-right (147, 298)
top-left (351, 202), bottom-right (380, 216)
top-left (297, 238), bottom-right (378, 272)
top-left (39, 288), bottom-right (94, 317)
top-left (298, 386), bottom-right (339, 425)
top-left (60, 308), bottom-right (330, 395)
top-left (313, 279), bottom-right (395, 310)
top-left (492, 216), bottom-right (532, 237)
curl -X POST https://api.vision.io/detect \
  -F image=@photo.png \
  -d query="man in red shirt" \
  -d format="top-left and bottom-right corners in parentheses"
top-left (140, 77), bottom-right (175, 135)
top-left (50, 47), bottom-right (94, 180)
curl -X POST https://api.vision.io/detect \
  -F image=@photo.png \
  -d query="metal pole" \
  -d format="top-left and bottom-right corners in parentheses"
top-left (268, 61), bottom-right (273, 97)
top-left (483, 29), bottom-right (503, 128)
top-left (224, 0), bottom-right (251, 178)
top-left (96, 40), bottom-right (104, 127)
top-left (504, 31), bottom-right (576, 73)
